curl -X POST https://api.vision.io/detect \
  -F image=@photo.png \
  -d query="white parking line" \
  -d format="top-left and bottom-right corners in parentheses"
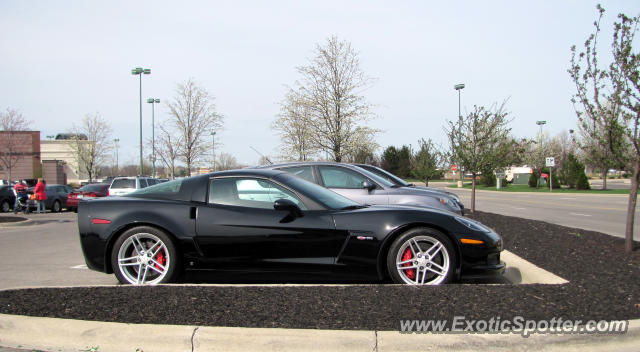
top-left (70, 264), bottom-right (88, 269)
top-left (570, 213), bottom-right (592, 217)
top-left (514, 207), bottom-right (526, 210)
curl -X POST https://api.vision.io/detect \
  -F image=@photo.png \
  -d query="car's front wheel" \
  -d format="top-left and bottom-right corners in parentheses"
top-left (111, 226), bottom-right (179, 285)
top-left (387, 227), bottom-right (456, 285)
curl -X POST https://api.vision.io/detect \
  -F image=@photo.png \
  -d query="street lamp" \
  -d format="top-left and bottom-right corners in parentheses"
top-left (536, 121), bottom-right (547, 187)
top-left (113, 138), bottom-right (120, 172)
top-left (211, 131), bottom-right (216, 172)
top-left (131, 67), bottom-right (151, 175)
top-left (147, 98), bottom-right (160, 178)
top-left (454, 83), bottom-right (465, 188)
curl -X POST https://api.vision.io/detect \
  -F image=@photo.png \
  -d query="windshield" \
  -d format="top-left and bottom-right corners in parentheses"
top-left (79, 184), bottom-right (108, 192)
top-left (358, 165), bottom-right (410, 187)
top-left (128, 179), bottom-right (183, 197)
top-left (111, 179), bottom-right (136, 189)
top-left (277, 173), bottom-right (360, 210)
top-left (351, 165), bottom-right (397, 187)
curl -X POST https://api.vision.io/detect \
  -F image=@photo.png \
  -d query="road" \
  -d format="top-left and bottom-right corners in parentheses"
top-left (428, 182), bottom-right (640, 241)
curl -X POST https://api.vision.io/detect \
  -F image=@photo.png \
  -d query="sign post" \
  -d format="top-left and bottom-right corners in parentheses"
top-left (545, 157), bottom-right (555, 192)
top-left (495, 171), bottom-right (505, 190)
top-left (452, 165), bottom-right (462, 188)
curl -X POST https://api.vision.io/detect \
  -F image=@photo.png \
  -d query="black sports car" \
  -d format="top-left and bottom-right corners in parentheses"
top-left (78, 169), bottom-right (504, 285)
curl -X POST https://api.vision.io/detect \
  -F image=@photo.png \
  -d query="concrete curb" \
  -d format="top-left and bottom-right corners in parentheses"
top-left (0, 218), bottom-right (31, 227)
top-left (1, 314), bottom-right (638, 352)
top-left (444, 187), bottom-right (631, 197)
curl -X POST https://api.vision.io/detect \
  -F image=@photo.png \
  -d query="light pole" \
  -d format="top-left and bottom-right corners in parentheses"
top-left (131, 67), bottom-right (151, 175)
top-left (147, 98), bottom-right (160, 178)
top-left (113, 138), bottom-right (120, 173)
top-left (211, 131), bottom-right (216, 171)
top-left (536, 120), bottom-right (547, 187)
top-left (454, 83), bottom-right (465, 188)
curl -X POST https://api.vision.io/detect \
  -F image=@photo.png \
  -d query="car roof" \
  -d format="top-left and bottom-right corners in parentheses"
top-left (256, 161), bottom-right (364, 170)
top-left (206, 168), bottom-right (286, 178)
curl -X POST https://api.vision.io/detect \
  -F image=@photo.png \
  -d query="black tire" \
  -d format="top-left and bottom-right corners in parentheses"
top-left (386, 227), bottom-right (456, 285)
top-left (111, 226), bottom-right (179, 285)
top-left (1, 200), bottom-right (10, 213)
top-left (52, 200), bottom-right (61, 213)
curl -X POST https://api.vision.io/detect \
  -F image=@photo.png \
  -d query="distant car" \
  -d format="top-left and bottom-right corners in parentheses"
top-left (26, 184), bottom-right (74, 212)
top-left (258, 162), bottom-right (463, 214)
top-left (352, 164), bottom-right (465, 210)
top-left (67, 183), bottom-right (110, 211)
top-left (108, 176), bottom-right (159, 196)
top-left (0, 186), bottom-right (16, 212)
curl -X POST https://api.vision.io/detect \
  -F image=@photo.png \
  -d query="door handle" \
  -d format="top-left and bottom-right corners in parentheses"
top-left (190, 207), bottom-right (197, 219)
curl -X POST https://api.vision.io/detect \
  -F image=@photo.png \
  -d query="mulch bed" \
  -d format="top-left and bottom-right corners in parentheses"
top-left (0, 211), bottom-right (638, 330)
top-left (0, 216), bottom-right (27, 223)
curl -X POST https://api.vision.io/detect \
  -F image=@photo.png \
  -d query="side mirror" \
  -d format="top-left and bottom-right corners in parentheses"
top-left (362, 180), bottom-right (376, 191)
top-left (273, 198), bottom-right (303, 218)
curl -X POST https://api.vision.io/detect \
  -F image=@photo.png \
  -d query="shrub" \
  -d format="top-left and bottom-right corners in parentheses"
top-left (528, 172), bottom-right (539, 188)
top-left (480, 172), bottom-right (496, 187)
top-left (576, 172), bottom-right (591, 190)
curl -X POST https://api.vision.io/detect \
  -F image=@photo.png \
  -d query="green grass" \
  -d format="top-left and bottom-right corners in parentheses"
top-left (403, 178), bottom-right (453, 183)
top-left (446, 183), bottom-right (631, 194)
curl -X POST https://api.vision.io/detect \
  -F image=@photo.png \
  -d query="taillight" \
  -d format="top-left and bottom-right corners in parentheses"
top-left (107, 189), bottom-right (110, 196)
top-left (85, 192), bottom-right (97, 197)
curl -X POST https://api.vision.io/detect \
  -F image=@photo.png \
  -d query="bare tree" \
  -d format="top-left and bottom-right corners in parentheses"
top-left (153, 123), bottom-right (182, 179)
top-left (290, 35), bottom-right (379, 162)
top-left (273, 89), bottom-right (317, 161)
top-left (445, 103), bottom-right (513, 213)
top-left (167, 78), bottom-right (224, 176)
top-left (0, 108), bottom-right (32, 182)
top-left (68, 113), bottom-right (113, 182)
top-left (569, 5), bottom-right (639, 253)
top-left (217, 152), bottom-right (240, 171)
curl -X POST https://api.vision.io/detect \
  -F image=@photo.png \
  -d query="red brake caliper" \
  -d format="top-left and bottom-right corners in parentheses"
top-left (155, 250), bottom-right (166, 270)
top-left (402, 248), bottom-right (415, 279)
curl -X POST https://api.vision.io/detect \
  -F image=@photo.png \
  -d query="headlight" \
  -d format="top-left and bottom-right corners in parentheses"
top-left (447, 193), bottom-right (461, 203)
top-left (440, 197), bottom-right (460, 210)
top-left (455, 216), bottom-right (491, 232)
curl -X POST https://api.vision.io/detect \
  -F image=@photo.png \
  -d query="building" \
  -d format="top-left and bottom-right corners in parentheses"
top-left (0, 131), bottom-right (41, 181)
top-left (40, 138), bottom-right (91, 184)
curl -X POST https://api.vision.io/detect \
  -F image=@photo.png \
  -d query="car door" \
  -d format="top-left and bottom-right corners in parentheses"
top-left (317, 165), bottom-right (389, 205)
top-left (195, 176), bottom-right (347, 272)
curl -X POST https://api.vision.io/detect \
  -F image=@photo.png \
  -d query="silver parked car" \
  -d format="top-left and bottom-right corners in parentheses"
top-left (259, 162), bottom-right (463, 214)
top-left (352, 163), bottom-right (464, 210)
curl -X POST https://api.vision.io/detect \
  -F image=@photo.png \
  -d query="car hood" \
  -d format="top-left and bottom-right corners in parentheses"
top-left (387, 186), bottom-right (452, 198)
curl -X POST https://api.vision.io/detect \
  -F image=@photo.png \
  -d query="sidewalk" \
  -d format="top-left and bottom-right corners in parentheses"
top-left (1, 314), bottom-right (638, 352)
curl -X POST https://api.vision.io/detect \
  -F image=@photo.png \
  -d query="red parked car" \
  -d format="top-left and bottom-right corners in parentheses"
top-left (67, 183), bottom-right (110, 211)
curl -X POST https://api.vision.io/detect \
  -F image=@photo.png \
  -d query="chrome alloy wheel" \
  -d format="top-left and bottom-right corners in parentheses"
top-left (117, 233), bottom-right (170, 285)
top-left (395, 235), bottom-right (450, 285)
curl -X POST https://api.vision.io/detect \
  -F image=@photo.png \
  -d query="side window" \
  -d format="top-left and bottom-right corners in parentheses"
top-left (209, 178), bottom-right (306, 210)
top-left (278, 166), bottom-right (315, 183)
top-left (139, 179), bottom-right (148, 188)
top-left (147, 179), bottom-right (158, 186)
top-left (319, 166), bottom-right (368, 189)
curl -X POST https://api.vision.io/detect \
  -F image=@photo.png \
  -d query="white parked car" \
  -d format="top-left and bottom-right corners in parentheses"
top-left (108, 176), bottom-right (159, 196)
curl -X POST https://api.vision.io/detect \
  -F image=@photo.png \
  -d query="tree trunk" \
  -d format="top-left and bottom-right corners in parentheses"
top-left (424, 178), bottom-right (429, 187)
top-left (471, 176), bottom-right (476, 213)
top-left (602, 170), bottom-right (607, 190)
top-left (624, 163), bottom-right (639, 254)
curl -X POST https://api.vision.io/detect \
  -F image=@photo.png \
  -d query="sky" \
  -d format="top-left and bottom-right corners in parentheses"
top-left (1, 0), bottom-right (639, 167)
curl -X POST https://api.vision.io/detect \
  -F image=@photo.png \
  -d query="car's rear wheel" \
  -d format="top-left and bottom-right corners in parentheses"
top-left (52, 200), bottom-right (61, 213)
top-left (387, 227), bottom-right (456, 285)
top-left (111, 226), bottom-right (179, 285)
top-left (1, 200), bottom-right (10, 213)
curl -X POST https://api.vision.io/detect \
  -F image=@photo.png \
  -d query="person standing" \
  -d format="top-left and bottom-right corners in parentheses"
top-left (13, 180), bottom-right (27, 214)
top-left (34, 178), bottom-right (47, 214)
